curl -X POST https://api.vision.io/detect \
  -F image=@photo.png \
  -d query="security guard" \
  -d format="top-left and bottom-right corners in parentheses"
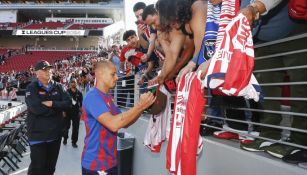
top-left (63, 78), bottom-right (83, 148)
top-left (25, 60), bottom-right (71, 175)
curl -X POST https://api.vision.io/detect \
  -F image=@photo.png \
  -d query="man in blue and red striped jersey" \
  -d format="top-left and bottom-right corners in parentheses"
top-left (81, 60), bottom-right (155, 175)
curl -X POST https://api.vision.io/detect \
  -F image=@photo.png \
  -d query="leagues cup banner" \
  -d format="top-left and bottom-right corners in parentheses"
top-left (16, 29), bottom-right (86, 36)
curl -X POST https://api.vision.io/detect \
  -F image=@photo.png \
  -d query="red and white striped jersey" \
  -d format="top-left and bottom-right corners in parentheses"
top-left (144, 85), bottom-right (171, 152)
top-left (203, 13), bottom-right (263, 102)
top-left (166, 72), bottom-right (206, 175)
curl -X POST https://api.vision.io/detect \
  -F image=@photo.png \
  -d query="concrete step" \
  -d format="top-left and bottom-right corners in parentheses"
top-left (123, 115), bottom-right (307, 175)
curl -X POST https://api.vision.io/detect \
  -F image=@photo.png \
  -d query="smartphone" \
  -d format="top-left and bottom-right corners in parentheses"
top-left (135, 20), bottom-right (143, 25)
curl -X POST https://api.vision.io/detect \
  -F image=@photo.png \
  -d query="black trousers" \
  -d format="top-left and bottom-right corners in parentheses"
top-left (28, 139), bottom-right (61, 175)
top-left (63, 112), bottom-right (80, 144)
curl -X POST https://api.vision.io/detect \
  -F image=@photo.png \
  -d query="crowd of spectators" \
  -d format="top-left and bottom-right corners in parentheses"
top-left (115, 0), bottom-right (307, 166)
top-left (0, 52), bottom-right (100, 98)
top-left (0, 46), bottom-right (128, 100)
top-left (0, 48), bottom-right (22, 65)
top-left (1, 0), bottom-right (307, 170)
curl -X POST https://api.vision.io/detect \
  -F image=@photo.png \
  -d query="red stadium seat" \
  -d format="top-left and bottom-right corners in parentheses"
top-left (0, 51), bottom-right (93, 72)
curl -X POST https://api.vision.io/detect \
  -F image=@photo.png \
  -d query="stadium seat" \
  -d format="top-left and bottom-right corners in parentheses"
top-left (0, 51), bottom-right (92, 72)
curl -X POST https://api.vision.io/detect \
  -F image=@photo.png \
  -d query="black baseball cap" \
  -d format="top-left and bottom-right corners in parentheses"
top-left (35, 60), bottom-right (53, 71)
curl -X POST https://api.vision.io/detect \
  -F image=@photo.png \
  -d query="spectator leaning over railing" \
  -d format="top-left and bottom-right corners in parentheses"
top-left (141, 4), bottom-right (160, 63)
top-left (133, 2), bottom-right (161, 83)
top-left (133, 2), bottom-right (150, 49)
top-left (120, 30), bottom-right (155, 84)
top-left (149, 0), bottom-right (207, 85)
top-left (141, 4), bottom-right (196, 96)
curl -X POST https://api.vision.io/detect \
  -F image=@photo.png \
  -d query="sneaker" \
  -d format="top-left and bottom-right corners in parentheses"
top-left (72, 143), bottom-right (78, 148)
top-left (282, 149), bottom-right (307, 164)
top-left (265, 144), bottom-right (300, 159)
top-left (63, 139), bottom-right (67, 145)
top-left (213, 131), bottom-right (239, 140)
top-left (240, 139), bottom-right (273, 152)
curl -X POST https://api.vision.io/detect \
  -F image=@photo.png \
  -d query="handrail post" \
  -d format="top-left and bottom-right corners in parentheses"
top-left (134, 74), bottom-right (140, 106)
top-left (114, 80), bottom-right (118, 105)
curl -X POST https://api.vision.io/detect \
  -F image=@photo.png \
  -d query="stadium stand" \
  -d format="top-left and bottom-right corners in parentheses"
top-left (0, 48), bottom-right (8, 55)
top-left (0, 51), bottom-right (93, 72)
top-left (0, 22), bottom-right (25, 30)
top-left (68, 23), bottom-right (109, 29)
top-left (23, 21), bottom-right (67, 29)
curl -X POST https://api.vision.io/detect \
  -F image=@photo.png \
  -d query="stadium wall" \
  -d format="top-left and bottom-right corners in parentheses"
top-left (0, 36), bottom-right (99, 50)
top-left (122, 116), bottom-right (307, 175)
top-left (0, 10), bottom-right (17, 23)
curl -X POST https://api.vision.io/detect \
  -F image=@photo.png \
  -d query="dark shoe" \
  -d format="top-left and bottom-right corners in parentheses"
top-left (265, 144), bottom-right (300, 159)
top-left (72, 143), bottom-right (78, 148)
top-left (282, 150), bottom-right (307, 164)
top-left (240, 139), bottom-right (273, 152)
top-left (63, 139), bottom-right (67, 145)
top-left (200, 121), bottom-right (222, 136)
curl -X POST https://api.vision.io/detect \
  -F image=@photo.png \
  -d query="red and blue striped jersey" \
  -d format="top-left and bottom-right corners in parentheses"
top-left (81, 87), bottom-right (121, 171)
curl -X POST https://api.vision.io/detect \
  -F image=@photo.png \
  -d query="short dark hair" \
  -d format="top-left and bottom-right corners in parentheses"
top-left (70, 78), bottom-right (77, 84)
top-left (94, 60), bottom-right (113, 72)
top-left (156, 0), bottom-right (192, 32)
top-left (123, 30), bottom-right (136, 41)
top-left (133, 2), bottom-right (146, 12)
top-left (142, 4), bottom-right (157, 21)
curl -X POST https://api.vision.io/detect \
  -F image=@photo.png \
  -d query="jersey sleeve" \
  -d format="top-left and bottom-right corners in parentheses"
top-left (120, 47), bottom-right (127, 63)
top-left (83, 93), bottom-right (110, 120)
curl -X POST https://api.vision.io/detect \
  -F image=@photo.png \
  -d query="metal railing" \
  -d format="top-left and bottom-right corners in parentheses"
top-left (110, 32), bottom-right (307, 152)
top-left (203, 32), bottom-right (307, 150)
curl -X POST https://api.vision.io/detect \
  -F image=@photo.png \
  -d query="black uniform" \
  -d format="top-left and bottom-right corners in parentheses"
top-left (63, 88), bottom-right (83, 145)
top-left (25, 80), bottom-right (71, 175)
